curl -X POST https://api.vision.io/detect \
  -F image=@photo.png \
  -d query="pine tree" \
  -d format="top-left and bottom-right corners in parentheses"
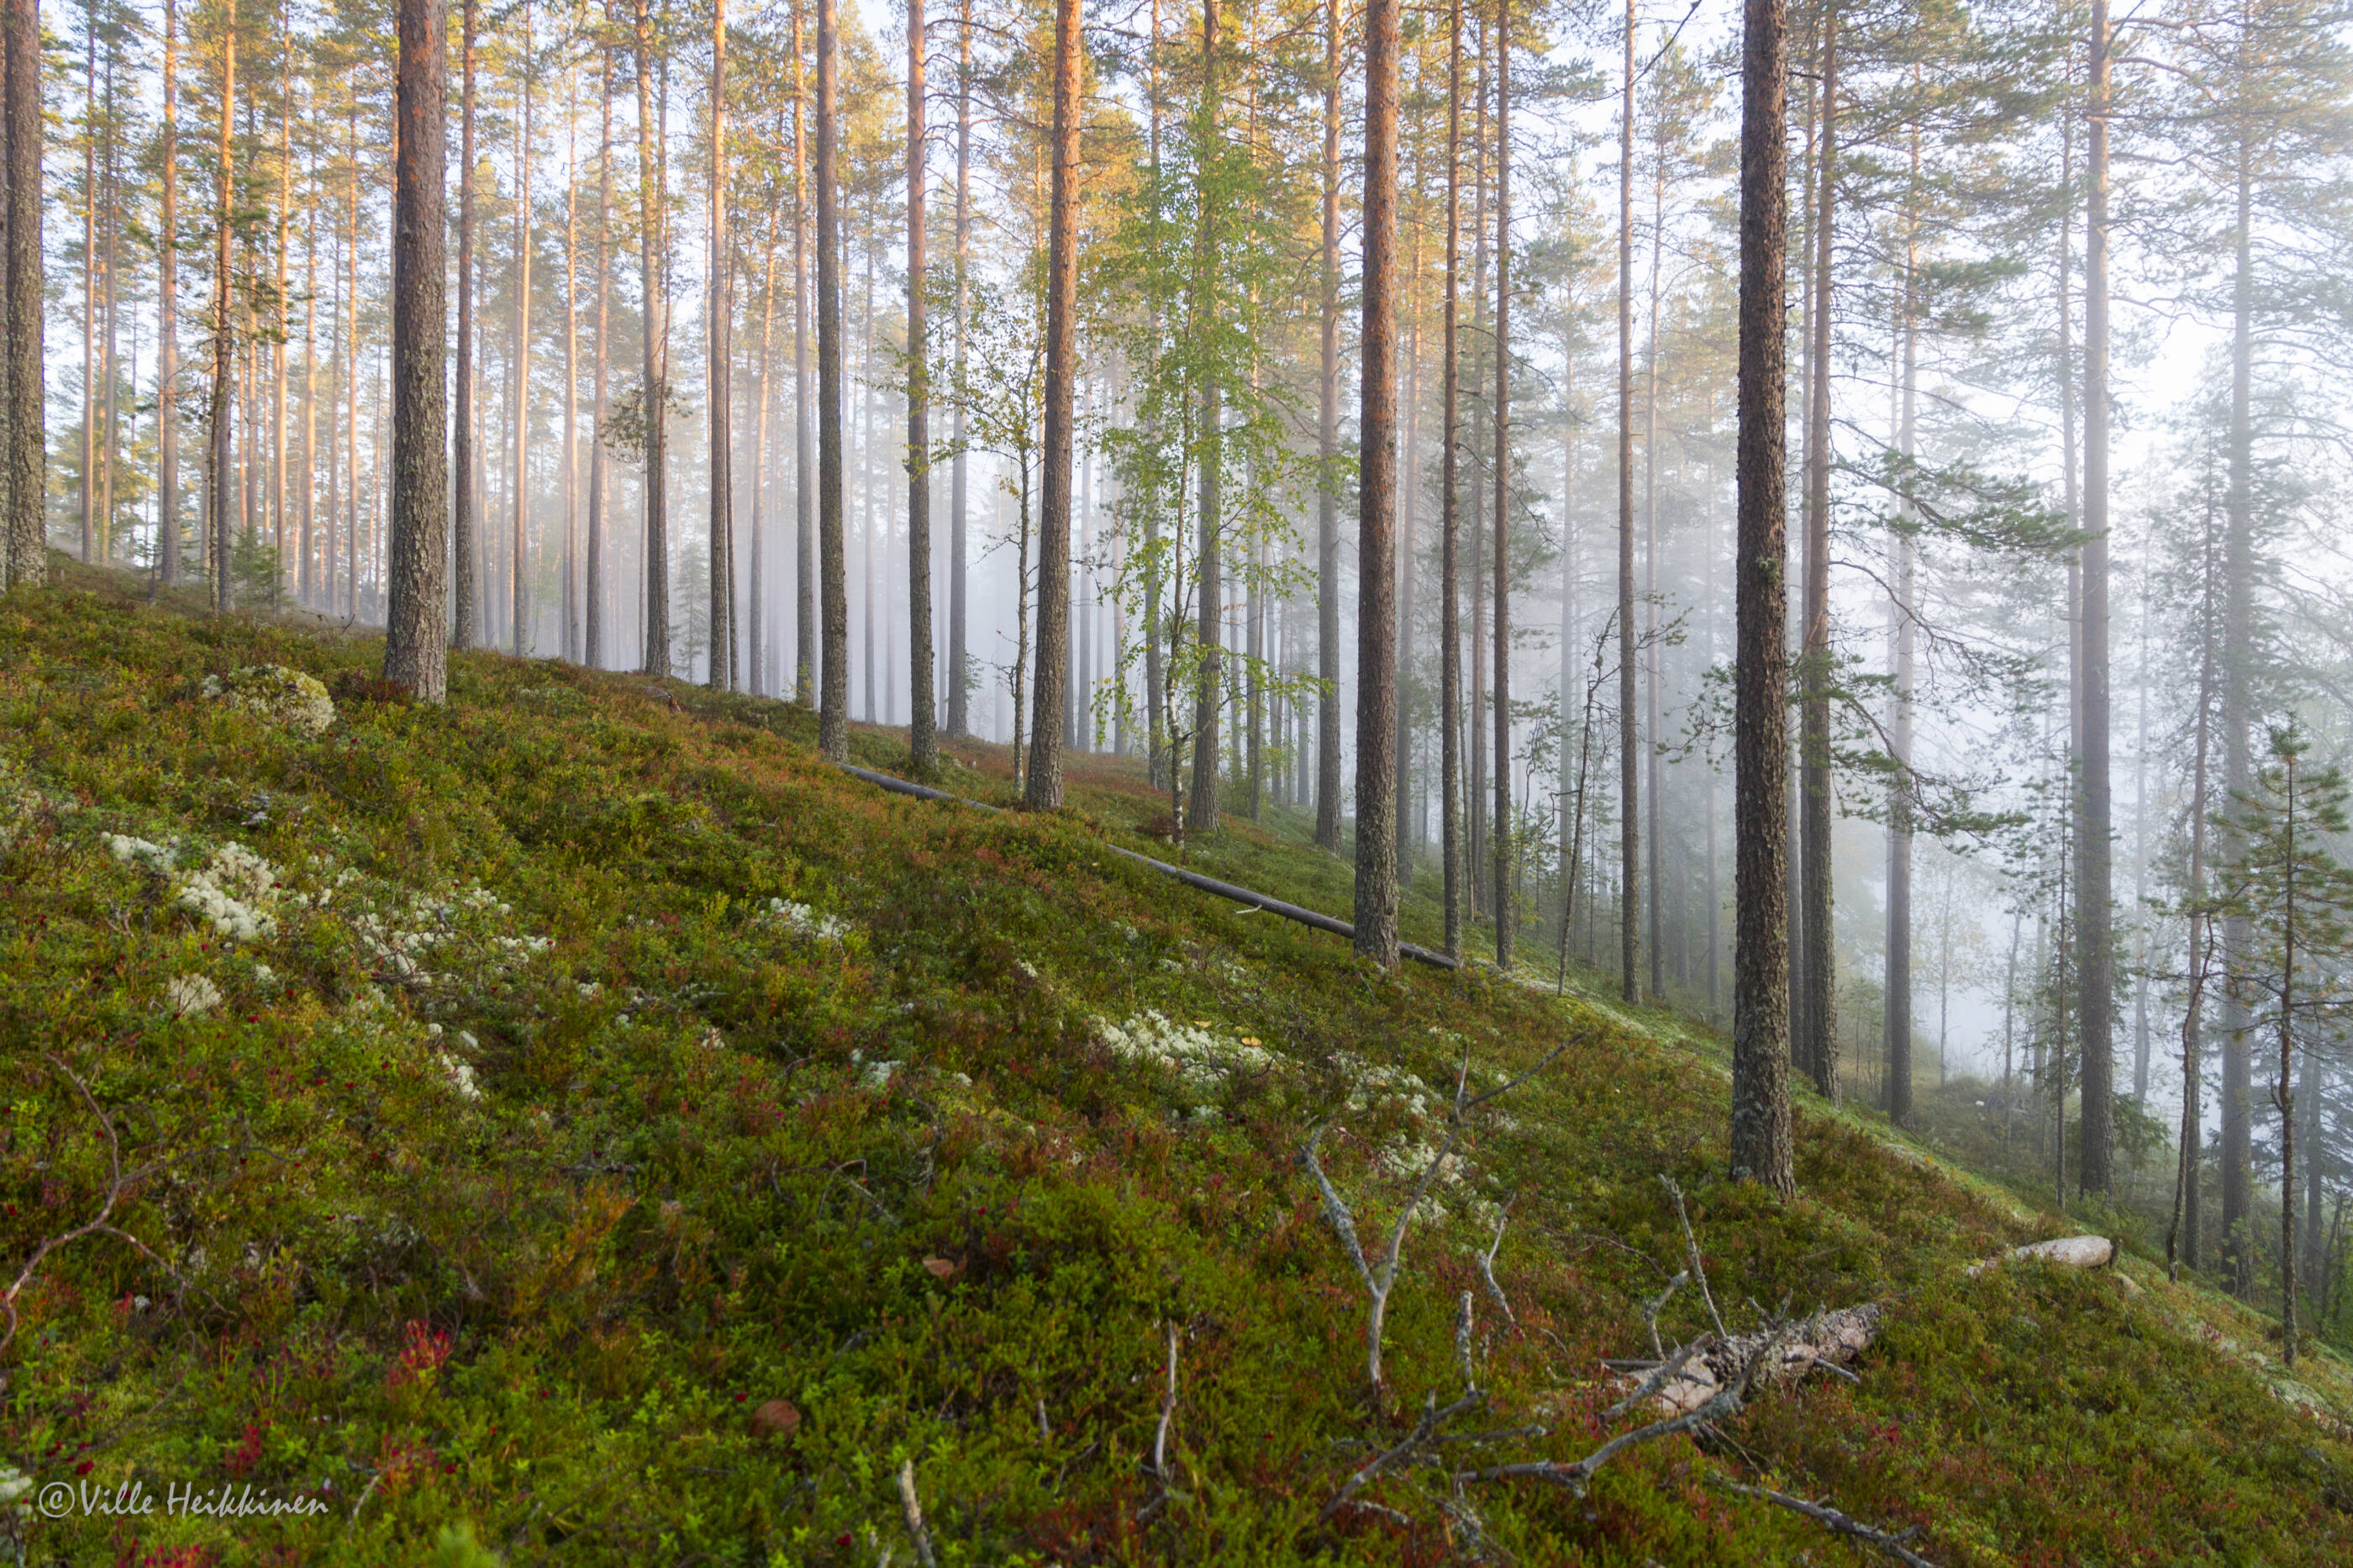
top-left (384, 0), bottom-right (449, 702)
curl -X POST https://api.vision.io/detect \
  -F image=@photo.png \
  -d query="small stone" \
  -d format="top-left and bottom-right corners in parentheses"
top-left (750, 1398), bottom-right (802, 1440)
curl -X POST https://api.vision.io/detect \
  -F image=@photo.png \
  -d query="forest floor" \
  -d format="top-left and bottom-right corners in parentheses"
top-left (4, 555), bottom-right (2353, 1566)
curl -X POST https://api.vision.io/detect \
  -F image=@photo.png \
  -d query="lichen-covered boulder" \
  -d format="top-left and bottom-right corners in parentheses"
top-left (202, 665), bottom-right (337, 737)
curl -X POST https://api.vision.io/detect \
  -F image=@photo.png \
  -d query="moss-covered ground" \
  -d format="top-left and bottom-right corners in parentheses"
top-left (5, 558), bottom-right (2353, 1566)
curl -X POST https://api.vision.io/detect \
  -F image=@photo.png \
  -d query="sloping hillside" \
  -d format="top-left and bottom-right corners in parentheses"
top-left (3, 560), bottom-right (2351, 1566)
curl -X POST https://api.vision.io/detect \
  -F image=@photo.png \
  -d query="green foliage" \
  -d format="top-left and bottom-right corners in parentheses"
top-left (2, 560), bottom-right (2351, 1564)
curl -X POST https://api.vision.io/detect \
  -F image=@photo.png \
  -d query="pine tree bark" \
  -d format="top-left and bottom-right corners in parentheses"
top-left (1187, 0), bottom-right (1222, 831)
top-left (1491, 0), bottom-right (1513, 970)
top-left (208, 0), bottom-right (236, 613)
top-left (1616, 0), bottom-right (1638, 1001)
top-left (815, 0), bottom-right (848, 753)
top-left (1730, 0), bottom-right (1793, 1196)
top-left (1354, 0), bottom-right (1399, 967)
top-left (453, 0), bottom-right (478, 646)
top-left (1886, 159), bottom-right (1918, 1129)
top-left (1026, 0), bottom-right (1079, 807)
top-left (907, 0), bottom-right (937, 768)
top-left (750, 218), bottom-right (776, 692)
top-left (1440, 0), bottom-right (1462, 960)
top-left (1799, 2), bottom-right (1838, 1099)
top-left (2076, 0), bottom-right (2114, 1194)
top-left (708, 0), bottom-right (734, 690)
top-left (0, 0), bottom-right (42, 590)
top-left (1312, 0), bottom-right (1341, 850)
top-left (945, 0), bottom-right (970, 734)
top-left (2219, 129), bottom-right (2256, 1296)
top-left (634, 0), bottom-right (671, 678)
top-left (383, 0), bottom-right (448, 702)
top-left (155, 0), bottom-right (180, 587)
top-left (792, 5), bottom-right (814, 702)
top-left (512, 14), bottom-right (536, 659)
top-left (587, 45), bottom-right (612, 667)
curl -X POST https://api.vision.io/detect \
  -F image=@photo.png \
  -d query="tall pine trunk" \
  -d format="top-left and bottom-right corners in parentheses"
top-left (815, 0), bottom-right (848, 753)
top-left (792, 6), bottom-right (813, 702)
top-left (1490, 0), bottom-right (1513, 970)
top-left (2219, 129), bottom-right (2256, 1295)
top-left (1312, 0), bottom-right (1340, 850)
top-left (384, 0), bottom-right (448, 701)
top-left (1730, 0), bottom-right (1793, 1196)
top-left (708, 0), bottom-right (733, 689)
top-left (1616, 0), bottom-right (1638, 1000)
top-left (634, 0), bottom-right (671, 677)
top-left (2077, 0), bottom-right (2114, 1193)
top-left (453, 0), bottom-right (478, 646)
top-left (156, 0), bottom-right (180, 586)
top-left (1440, 0), bottom-right (1462, 959)
top-left (907, 0), bottom-right (936, 767)
top-left (587, 46), bottom-right (612, 667)
top-left (512, 12), bottom-right (536, 658)
top-left (208, 0), bottom-right (236, 613)
top-left (1187, 0), bottom-right (1221, 830)
top-left (1799, 1), bottom-right (1838, 1098)
top-left (1354, 0), bottom-right (1399, 966)
top-left (945, 0), bottom-right (970, 733)
top-left (1886, 139), bottom-right (1918, 1128)
top-left (1026, 0), bottom-right (1076, 810)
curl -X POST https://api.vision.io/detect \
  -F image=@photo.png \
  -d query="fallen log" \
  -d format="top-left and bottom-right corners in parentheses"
top-left (1627, 1303), bottom-right (1884, 1417)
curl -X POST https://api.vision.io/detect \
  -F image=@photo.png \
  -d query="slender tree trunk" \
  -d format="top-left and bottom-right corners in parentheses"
top-left (384, 0), bottom-right (448, 700)
top-left (1187, 0), bottom-right (1222, 830)
top-left (793, 6), bottom-right (814, 701)
top-left (750, 218), bottom-right (776, 692)
top-left (81, 9), bottom-right (94, 563)
top-left (815, 0), bottom-right (847, 752)
top-left (1312, 0), bottom-right (1341, 850)
top-left (269, 96), bottom-right (286, 582)
top-left (512, 10), bottom-right (535, 658)
top-left (300, 155), bottom-right (314, 605)
top-left (907, 0), bottom-right (937, 766)
top-left (1440, 0), bottom-right (1462, 960)
top-left (208, 0), bottom-right (237, 613)
top-left (1642, 112), bottom-right (1665, 997)
top-left (1887, 172), bottom-right (1918, 1128)
top-left (946, 0), bottom-right (970, 733)
top-left (634, 0), bottom-right (670, 676)
top-left (1491, 0), bottom-right (1513, 970)
top-left (1730, 0), bottom-right (1793, 1194)
top-left (1616, 0), bottom-right (1638, 1001)
top-left (562, 85), bottom-right (579, 663)
top-left (587, 45), bottom-right (612, 667)
top-left (2171, 568), bottom-right (2214, 1276)
top-left (2, 0), bottom-right (44, 590)
top-left (156, 0), bottom-right (180, 587)
top-left (2220, 124), bottom-right (2256, 1297)
top-left (1799, 2), bottom-right (1838, 1097)
top-left (2279, 752), bottom-right (2300, 1365)
top-left (708, 0), bottom-right (733, 689)
top-left (1026, 0), bottom-right (1077, 807)
top-left (1354, 0), bottom-right (1399, 966)
top-left (453, 0), bottom-right (478, 646)
top-left (2077, 0), bottom-right (2114, 1193)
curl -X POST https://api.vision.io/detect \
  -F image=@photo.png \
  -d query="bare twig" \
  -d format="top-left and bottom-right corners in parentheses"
top-left (1710, 1477), bottom-right (1938, 1568)
top-left (1639, 1270), bottom-right (1689, 1360)
top-left (898, 1459), bottom-right (939, 1568)
top-left (1603, 1335), bottom-right (1709, 1422)
top-left (1452, 1383), bottom-right (1743, 1492)
top-left (1317, 1387), bottom-right (1488, 1523)
top-left (1477, 1200), bottom-right (1518, 1326)
top-left (1152, 1321), bottom-right (1179, 1481)
top-left (1, 1056), bottom-right (177, 1357)
top-left (1660, 1176), bottom-right (1727, 1339)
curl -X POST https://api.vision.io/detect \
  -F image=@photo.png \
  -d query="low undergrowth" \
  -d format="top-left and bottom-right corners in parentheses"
top-left (2, 559), bottom-right (2350, 1565)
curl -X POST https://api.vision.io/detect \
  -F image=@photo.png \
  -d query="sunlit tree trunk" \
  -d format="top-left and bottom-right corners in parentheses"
top-left (1, 0), bottom-right (45, 590)
top-left (1027, 0), bottom-right (1079, 805)
top-left (383, 0), bottom-right (448, 701)
top-left (792, 5), bottom-right (813, 702)
top-left (1187, 0), bottom-right (1221, 830)
top-left (587, 45), bottom-right (612, 668)
top-left (512, 5), bottom-right (535, 659)
top-left (453, 0), bottom-right (478, 646)
top-left (750, 217), bottom-right (776, 693)
top-left (1440, 0), bottom-right (1462, 959)
top-left (708, 0), bottom-right (733, 689)
top-left (562, 78), bottom-right (580, 663)
top-left (945, 0), bottom-right (970, 733)
top-left (1311, 0), bottom-right (1340, 850)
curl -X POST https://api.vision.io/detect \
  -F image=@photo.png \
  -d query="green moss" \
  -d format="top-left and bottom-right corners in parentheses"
top-left (0, 559), bottom-right (2349, 1565)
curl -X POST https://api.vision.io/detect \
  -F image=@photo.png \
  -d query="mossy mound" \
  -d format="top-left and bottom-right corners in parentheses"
top-left (2, 558), bottom-right (2350, 1565)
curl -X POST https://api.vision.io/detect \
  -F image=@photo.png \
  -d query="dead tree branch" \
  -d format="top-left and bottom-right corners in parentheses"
top-left (2, 1056), bottom-right (177, 1358)
top-left (1710, 1477), bottom-right (1938, 1568)
top-left (897, 1459), bottom-right (939, 1568)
